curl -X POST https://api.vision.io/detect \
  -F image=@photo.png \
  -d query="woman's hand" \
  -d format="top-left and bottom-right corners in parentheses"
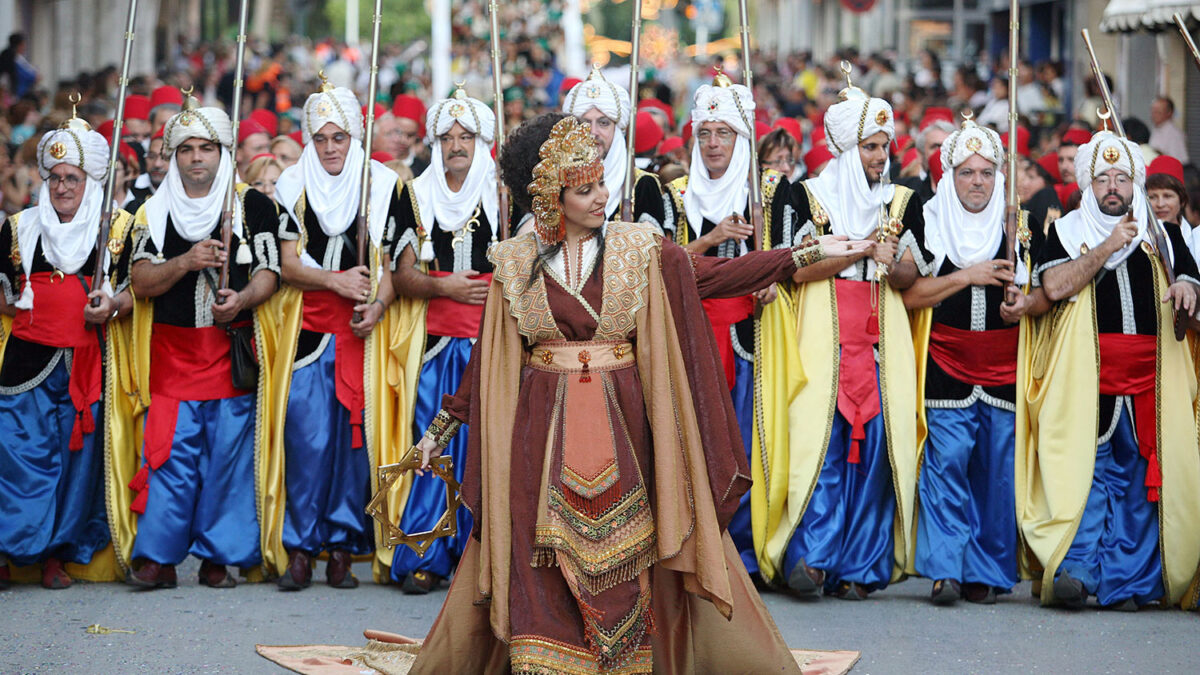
top-left (415, 436), bottom-right (442, 476)
top-left (815, 234), bottom-right (872, 258)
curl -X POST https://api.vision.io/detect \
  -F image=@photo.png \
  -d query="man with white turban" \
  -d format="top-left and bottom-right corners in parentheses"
top-left (0, 115), bottom-right (132, 590)
top-left (663, 71), bottom-right (799, 582)
top-left (752, 77), bottom-right (934, 601)
top-left (1023, 129), bottom-right (1200, 611)
top-left (902, 118), bottom-right (1048, 605)
top-left (125, 93), bottom-right (283, 590)
top-left (562, 65), bottom-right (665, 230)
top-left (271, 77), bottom-right (400, 591)
top-left (388, 86), bottom-right (504, 594)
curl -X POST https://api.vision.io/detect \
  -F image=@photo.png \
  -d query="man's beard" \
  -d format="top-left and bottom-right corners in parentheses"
top-left (1099, 192), bottom-right (1128, 217)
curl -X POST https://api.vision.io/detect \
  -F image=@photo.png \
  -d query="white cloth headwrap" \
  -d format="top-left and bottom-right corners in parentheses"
top-left (301, 86), bottom-right (364, 145)
top-left (564, 75), bottom-right (632, 221)
top-left (143, 149), bottom-right (243, 251)
top-left (16, 124), bottom-right (113, 309)
top-left (807, 95), bottom-right (896, 278)
top-left (1058, 131), bottom-right (1160, 270)
top-left (683, 83), bottom-right (756, 244)
top-left (162, 106), bottom-right (234, 153)
top-left (410, 94), bottom-right (499, 256)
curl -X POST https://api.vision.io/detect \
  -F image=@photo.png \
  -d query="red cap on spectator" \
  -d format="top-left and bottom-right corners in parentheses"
top-left (1037, 152), bottom-right (1062, 183)
top-left (804, 144), bottom-right (834, 176)
top-left (1148, 155), bottom-right (1185, 183)
top-left (919, 107), bottom-right (954, 131)
top-left (894, 134), bottom-right (913, 153)
top-left (755, 121), bottom-right (771, 141)
top-left (1055, 182), bottom-right (1079, 206)
top-left (149, 86), bottom-right (184, 110)
top-left (362, 103), bottom-right (387, 122)
top-left (681, 122), bottom-right (693, 147)
top-left (123, 95), bottom-right (151, 122)
top-left (634, 111), bottom-right (664, 154)
top-left (97, 119), bottom-right (115, 144)
top-left (658, 136), bottom-right (683, 156)
top-left (1061, 127), bottom-right (1092, 147)
top-left (560, 77), bottom-right (582, 93)
top-left (249, 108), bottom-right (279, 137)
top-left (773, 117), bottom-right (803, 145)
top-left (811, 125), bottom-right (826, 147)
top-left (392, 94), bottom-right (426, 125)
top-left (1002, 126), bottom-right (1030, 158)
top-left (638, 98), bottom-right (675, 129)
top-left (118, 141), bottom-right (139, 167)
top-left (238, 119), bottom-right (269, 146)
top-left (371, 151), bottom-right (395, 164)
top-left (151, 126), bottom-right (165, 141)
top-left (289, 129), bottom-right (304, 146)
top-left (929, 149), bottom-right (944, 185)
top-left (902, 147), bottom-right (920, 170)
top-left (250, 152), bottom-right (277, 164)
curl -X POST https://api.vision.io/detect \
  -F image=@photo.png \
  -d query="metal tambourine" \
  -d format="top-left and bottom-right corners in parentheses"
top-left (365, 446), bottom-right (462, 557)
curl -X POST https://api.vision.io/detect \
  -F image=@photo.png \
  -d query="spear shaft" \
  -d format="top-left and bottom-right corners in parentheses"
top-left (621, 0), bottom-right (643, 222)
top-left (489, 0), bottom-right (510, 239)
top-left (217, 0), bottom-right (250, 296)
top-left (736, 0), bottom-right (764, 252)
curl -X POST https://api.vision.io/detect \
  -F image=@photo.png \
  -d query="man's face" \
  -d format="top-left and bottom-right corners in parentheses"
top-left (1058, 144), bottom-right (1078, 184)
top-left (46, 164), bottom-right (87, 221)
top-left (146, 137), bottom-right (169, 188)
top-left (1017, 161), bottom-right (1044, 203)
top-left (150, 106), bottom-right (178, 135)
top-left (394, 117), bottom-right (421, 158)
top-left (858, 131), bottom-right (890, 185)
top-left (438, 122), bottom-right (477, 177)
top-left (1091, 168), bottom-right (1134, 217)
top-left (696, 121), bottom-right (736, 178)
top-left (374, 115), bottom-right (402, 158)
top-left (174, 137), bottom-right (222, 194)
top-left (123, 118), bottom-right (151, 145)
top-left (1151, 99), bottom-right (1171, 127)
top-left (579, 107), bottom-right (617, 157)
top-left (922, 128), bottom-right (949, 172)
top-left (312, 122), bottom-right (352, 176)
top-left (953, 153), bottom-right (997, 214)
top-left (236, 132), bottom-right (270, 175)
top-left (272, 140), bottom-right (300, 168)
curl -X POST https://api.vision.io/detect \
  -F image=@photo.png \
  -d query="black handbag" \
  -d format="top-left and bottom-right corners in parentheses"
top-left (227, 324), bottom-right (258, 390)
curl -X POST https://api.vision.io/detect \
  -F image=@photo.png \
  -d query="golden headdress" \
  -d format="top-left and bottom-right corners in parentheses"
top-left (527, 116), bottom-right (604, 245)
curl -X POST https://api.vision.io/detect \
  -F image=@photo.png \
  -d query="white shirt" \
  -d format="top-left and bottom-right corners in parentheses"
top-left (1150, 120), bottom-right (1189, 163)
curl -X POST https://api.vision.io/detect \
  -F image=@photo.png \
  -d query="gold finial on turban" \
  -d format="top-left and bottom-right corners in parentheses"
top-left (837, 60), bottom-right (868, 103)
top-left (59, 92), bottom-right (92, 132)
top-left (712, 66), bottom-right (733, 88)
top-left (1097, 107), bottom-right (1112, 133)
top-left (318, 70), bottom-right (334, 93)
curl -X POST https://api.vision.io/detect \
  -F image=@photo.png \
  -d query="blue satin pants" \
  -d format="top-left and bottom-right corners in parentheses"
top-left (915, 401), bottom-right (1018, 591)
top-left (728, 354), bottom-right (758, 575)
top-left (131, 394), bottom-right (261, 567)
top-left (782, 365), bottom-right (896, 590)
top-left (282, 337), bottom-right (372, 555)
top-left (390, 337), bottom-right (475, 581)
top-left (1060, 409), bottom-right (1164, 606)
top-left (0, 358), bottom-right (109, 565)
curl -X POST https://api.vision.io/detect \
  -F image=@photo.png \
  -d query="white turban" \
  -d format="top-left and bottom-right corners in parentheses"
top-left (301, 85), bottom-right (364, 145)
top-left (37, 118), bottom-right (110, 182)
top-left (411, 91), bottom-right (499, 256)
top-left (564, 71), bottom-right (633, 220)
top-left (16, 120), bottom-right (112, 309)
top-left (823, 96), bottom-right (895, 158)
top-left (1058, 131), bottom-right (1159, 270)
top-left (682, 80), bottom-right (756, 244)
top-left (924, 121), bottom-right (1017, 279)
top-left (689, 82), bottom-right (755, 138)
top-left (163, 105), bottom-right (233, 152)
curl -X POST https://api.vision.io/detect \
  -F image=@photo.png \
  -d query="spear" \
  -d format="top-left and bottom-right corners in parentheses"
top-left (1174, 13), bottom-right (1200, 74)
top-left (1004, 0), bottom-right (1020, 274)
top-left (1082, 28), bottom-right (1186, 341)
top-left (217, 0), bottom-right (250, 298)
top-left (489, 0), bottom-right (510, 239)
top-left (353, 0), bottom-right (385, 321)
top-left (91, 0), bottom-right (138, 307)
top-left (620, 0), bottom-right (643, 222)
top-left (736, 0), bottom-right (764, 252)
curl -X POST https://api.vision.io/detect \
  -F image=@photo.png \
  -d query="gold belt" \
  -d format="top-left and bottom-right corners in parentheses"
top-left (527, 340), bottom-right (635, 374)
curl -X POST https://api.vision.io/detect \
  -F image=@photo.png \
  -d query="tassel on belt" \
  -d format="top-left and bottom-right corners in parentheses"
top-left (527, 340), bottom-right (635, 383)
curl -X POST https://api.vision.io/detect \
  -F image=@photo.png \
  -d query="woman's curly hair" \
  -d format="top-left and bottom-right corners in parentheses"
top-left (500, 112), bottom-right (569, 214)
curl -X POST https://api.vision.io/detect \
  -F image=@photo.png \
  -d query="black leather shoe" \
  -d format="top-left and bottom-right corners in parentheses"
top-left (931, 579), bottom-right (961, 606)
top-left (1053, 571), bottom-right (1087, 609)
top-left (327, 550), bottom-right (359, 589)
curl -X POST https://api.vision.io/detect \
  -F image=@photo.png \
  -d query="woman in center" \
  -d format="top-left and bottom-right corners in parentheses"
top-left (409, 114), bottom-right (865, 674)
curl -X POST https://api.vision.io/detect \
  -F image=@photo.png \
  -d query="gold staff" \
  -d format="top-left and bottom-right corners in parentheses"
top-left (489, 0), bottom-right (510, 239)
top-left (735, 0), bottom-right (764, 251)
top-left (1003, 0), bottom-right (1023, 281)
top-left (216, 0), bottom-right (250, 298)
top-left (1174, 13), bottom-right (1200, 73)
top-left (351, 0), bottom-right (385, 321)
top-left (620, 0), bottom-right (644, 222)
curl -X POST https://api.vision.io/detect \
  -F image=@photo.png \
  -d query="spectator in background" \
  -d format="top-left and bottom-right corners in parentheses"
top-left (1123, 117), bottom-right (1159, 163)
top-left (758, 128), bottom-right (799, 182)
top-left (1150, 97), bottom-right (1189, 163)
top-left (244, 153), bottom-right (283, 202)
top-left (0, 33), bottom-right (36, 98)
top-left (270, 135), bottom-right (303, 169)
top-left (977, 77), bottom-right (1011, 132)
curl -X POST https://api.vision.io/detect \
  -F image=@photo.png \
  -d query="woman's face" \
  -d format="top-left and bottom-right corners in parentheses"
top-left (560, 179), bottom-right (609, 232)
top-left (1148, 187), bottom-right (1182, 224)
top-left (252, 164), bottom-right (281, 200)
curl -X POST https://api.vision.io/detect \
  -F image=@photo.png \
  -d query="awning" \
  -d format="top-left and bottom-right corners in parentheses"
top-left (1101, 0), bottom-right (1200, 33)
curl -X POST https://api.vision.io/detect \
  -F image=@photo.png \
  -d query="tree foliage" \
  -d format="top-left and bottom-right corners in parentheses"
top-left (322, 0), bottom-right (432, 45)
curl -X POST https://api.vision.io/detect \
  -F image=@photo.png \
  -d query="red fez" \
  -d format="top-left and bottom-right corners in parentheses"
top-left (1061, 127), bottom-right (1092, 147)
top-left (681, 122), bottom-right (693, 147)
top-left (804, 144), bottom-right (834, 176)
top-left (755, 121), bottom-right (771, 141)
top-left (371, 151), bottom-right (395, 164)
top-left (1001, 126), bottom-right (1030, 158)
top-left (362, 103), bottom-right (387, 122)
top-left (919, 107), bottom-right (954, 131)
top-left (118, 142), bottom-right (139, 167)
top-left (96, 119), bottom-right (116, 144)
top-left (392, 94), bottom-right (426, 125)
top-left (902, 147), bottom-right (920, 170)
top-left (123, 95), bottom-right (151, 122)
top-left (658, 136), bottom-right (683, 156)
top-left (151, 126), bottom-right (165, 141)
top-left (894, 134), bottom-right (913, 153)
top-left (1055, 182), bottom-right (1079, 206)
top-left (288, 129), bottom-right (304, 146)
top-left (1148, 155), bottom-right (1185, 183)
top-left (811, 125), bottom-right (826, 146)
top-left (250, 152), bottom-right (277, 164)
top-left (634, 111), bottom-right (664, 155)
top-left (1036, 152), bottom-right (1062, 183)
top-left (249, 108), bottom-right (279, 137)
top-left (638, 98), bottom-right (675, 129)
top-left (929, 149), bottom-right (944, 186)
top-left (773, 117), bottom-right (803, 146)
top-left (149, 86), bottom-right (184, 110)
top-left (560, 77), bottom-right (582, 93)
top-left (238, 119), bottom-right (269, 146)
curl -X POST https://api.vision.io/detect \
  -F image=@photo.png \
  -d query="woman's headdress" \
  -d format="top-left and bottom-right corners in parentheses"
top-left (527, 116), bottom-right (604, 245)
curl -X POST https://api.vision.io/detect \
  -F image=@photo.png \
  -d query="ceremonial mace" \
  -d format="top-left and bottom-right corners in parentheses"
top-left (736, 0), bottom-right (765, 252)
top-left (620, 0), bottom-right (644, 222)
top-left (1082, 28), bottom-right (1187, 341)
top-left (91, 0), bottom-right (139, 307)
top-left (489, 0), bottom-right (510, 239)
top-left (1003, 0), bottom-right (1028, 286)
top-left (216, 0), bottom-right (250, 301)
top-left (1174, 13), bottom-right (1200, 76)
top-left (351, 0), bottom-right (385, 322)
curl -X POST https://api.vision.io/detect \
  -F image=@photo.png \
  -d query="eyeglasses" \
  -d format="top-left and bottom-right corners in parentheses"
top-left (763, 158), bottom-right (796, 171)
top-left (47, 173), bottom-right (83, 189)
top-left (1093, 174), bottom-right (1132, 189)
top-left (696, 128), bottom-right (736, 144)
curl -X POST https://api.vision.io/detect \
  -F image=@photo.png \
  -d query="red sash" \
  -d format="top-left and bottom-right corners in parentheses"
top-left (1097, 333), bottom-right (1160, 502)
top-left (130, 323), bottom-right (245, 513)
top-left (11, 272), bottom-right (101, 452)
top-left (425, 271), bottom-right (492, 338)
top-left (928, 323), bottom-right (1019, 387)
top-left (834, 280), bottom-right (881, 464)
top-left (701, 295), bottom-right (755, 390)
top-left (302, 289), bottom-right (366, 448)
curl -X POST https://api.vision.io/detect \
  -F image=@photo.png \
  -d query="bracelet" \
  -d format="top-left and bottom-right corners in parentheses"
top-left (373, 298), bottom-right (386, 309)
top-left (423, 409), bottom-right (463, 450)
top-left (791, 240), bottom-right (826, 269)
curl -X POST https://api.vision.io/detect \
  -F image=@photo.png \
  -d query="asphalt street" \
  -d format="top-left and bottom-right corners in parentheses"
top-left (1, 557), bottom-right (1195, 674)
